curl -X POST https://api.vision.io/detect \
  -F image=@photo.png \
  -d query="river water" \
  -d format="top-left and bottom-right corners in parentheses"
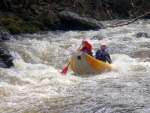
top-left (0, 20), bottom-right (150, 113)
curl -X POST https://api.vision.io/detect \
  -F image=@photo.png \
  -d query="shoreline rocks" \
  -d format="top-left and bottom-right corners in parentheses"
top-left (0, 27), bottom-right (14, 68)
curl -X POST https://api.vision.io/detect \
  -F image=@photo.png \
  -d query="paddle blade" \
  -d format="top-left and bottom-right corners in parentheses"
top-left (61, 66), bottom-right (69, 74)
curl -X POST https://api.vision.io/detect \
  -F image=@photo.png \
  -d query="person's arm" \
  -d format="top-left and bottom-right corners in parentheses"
top-left (78, 48), bottom-right (83, 52)
top-left (95, 50), bottom-right (98, 59)
top-left (105, 54), bottom-right (112, 64)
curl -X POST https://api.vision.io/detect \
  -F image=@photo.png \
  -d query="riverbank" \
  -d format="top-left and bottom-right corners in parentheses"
top-left (0, 0), bottom-right (149, 34)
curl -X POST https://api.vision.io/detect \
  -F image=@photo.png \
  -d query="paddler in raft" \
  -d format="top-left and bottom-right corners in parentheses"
top-left (95, 45), bottom-right (112, 64)
top-left (78, 40), bottom-right (93, 56)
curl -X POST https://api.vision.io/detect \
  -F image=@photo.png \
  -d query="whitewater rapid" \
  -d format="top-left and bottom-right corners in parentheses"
top-left (0, 19), bottom-right (150, 113)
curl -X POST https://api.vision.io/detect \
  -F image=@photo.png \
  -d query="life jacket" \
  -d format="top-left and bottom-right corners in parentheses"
top-left (79, 41), bottom-right (93, 56)
top-left (95, 50), bottom-right (108, 62)
top-left (84, 41), bottom-right (92, 53)
top-left (79, 47), bottom-right (91, 56)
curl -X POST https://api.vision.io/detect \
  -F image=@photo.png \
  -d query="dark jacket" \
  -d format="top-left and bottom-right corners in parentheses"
top-left (95, 50), bottom-right (112, 64)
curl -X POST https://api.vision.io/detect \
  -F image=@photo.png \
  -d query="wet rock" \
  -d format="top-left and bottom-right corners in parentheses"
top-left (30, 5), bottom-right (43, 12)
top-left (0, 47), bottom-right (14, 68)
top-left (136, 32), bottom-right (150, 38)
top-left (0, 27), bottom-right (12, 42)
top-left (43, 4), bottom-right (51, 10)
top-left (34, 10), bottom-right (64, 30)
top-left (58, 11), bottom-right (104, 30)
top-left (0, 27), bottom-right (14, 68)
top-left (34, 10), bottom-right (41, 15)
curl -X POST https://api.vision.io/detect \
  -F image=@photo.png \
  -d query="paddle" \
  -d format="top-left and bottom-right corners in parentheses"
top-left (61, 43), bottom-right (82, 74)
top-left (61, 63), bottom-right (70, 74)
top-left (105, 56), bottom-right (112, 64)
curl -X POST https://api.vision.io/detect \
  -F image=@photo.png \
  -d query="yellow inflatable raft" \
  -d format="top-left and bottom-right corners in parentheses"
top-left (70, 52), bottom-right (112, 75)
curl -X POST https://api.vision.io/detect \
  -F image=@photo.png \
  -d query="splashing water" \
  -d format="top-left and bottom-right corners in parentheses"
top-left (0, 20), bottom-right (150, 113)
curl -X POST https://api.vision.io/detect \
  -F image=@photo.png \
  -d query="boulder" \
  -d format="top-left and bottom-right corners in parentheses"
top-left (0, 47), bottom-right (14, 68)
top-left (34, 10), bottom-right (64, 30)
top-left (58, 10), bottom-right (104, 30)
top-left (0, 27), bottom-right (12, 42)
top-left (0, 27), bottom-right (14, 68)
top-left (136, 32), bottom-right (150, 38)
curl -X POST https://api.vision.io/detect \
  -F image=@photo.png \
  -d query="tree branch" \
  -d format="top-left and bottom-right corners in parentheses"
top-left (105, 11), bottom-right (150, 28)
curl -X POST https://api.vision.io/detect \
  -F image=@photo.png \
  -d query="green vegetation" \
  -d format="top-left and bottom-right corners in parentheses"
top-left (1, 18), bottom-right (41, 34)
top-left (0, 0), bottom-right (149, 34)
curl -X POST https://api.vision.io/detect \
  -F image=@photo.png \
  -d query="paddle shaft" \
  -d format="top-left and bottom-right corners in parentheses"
top-left (106, 56), bottom-right (112, 64)
top-left (61, 43), bottom-right (82, 74)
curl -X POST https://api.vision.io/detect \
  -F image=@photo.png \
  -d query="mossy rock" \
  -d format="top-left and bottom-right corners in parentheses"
top-left (1, 18), bottom-right (24, 34)
top-left (35, 10), bottom-right (55, 22)
top-left (1, 18), bottom-right (41, 34)
top-left (33, 10), bottom-right (61, 30)
top-left (21, 22), bottom-right (41, 33)
top-left (31, 21), bottom-right (48, 31)
top-left (16, 10), bottom-right (35, 21)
